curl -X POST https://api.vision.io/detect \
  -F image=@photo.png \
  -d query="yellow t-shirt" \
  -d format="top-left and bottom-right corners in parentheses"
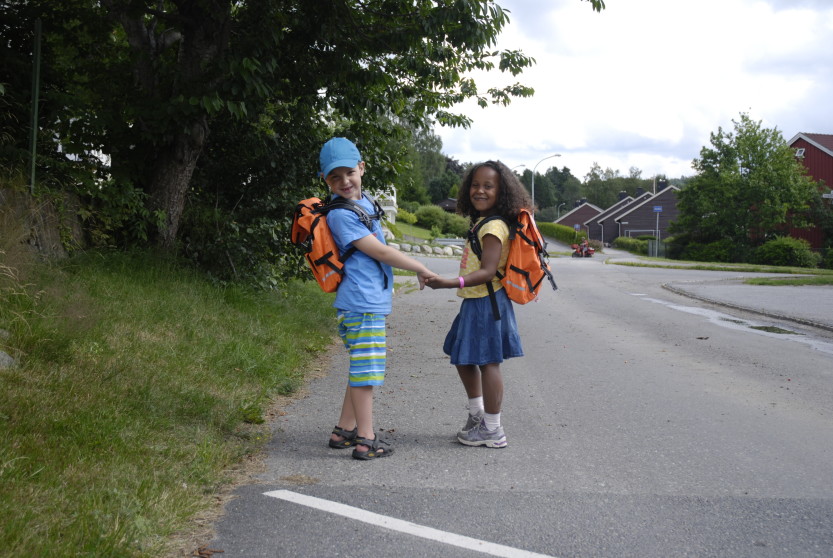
top-left (457, 217), bottom-right (510, 299)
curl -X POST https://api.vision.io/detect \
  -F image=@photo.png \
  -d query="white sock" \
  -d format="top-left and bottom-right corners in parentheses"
top-left (483, 412), bottom-right (501, 431)
top-left (468, 396), bottom-right (484, 415)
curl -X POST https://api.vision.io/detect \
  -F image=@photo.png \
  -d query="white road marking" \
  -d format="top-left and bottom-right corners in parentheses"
top-left (263, 489), bottom-right (557, 558)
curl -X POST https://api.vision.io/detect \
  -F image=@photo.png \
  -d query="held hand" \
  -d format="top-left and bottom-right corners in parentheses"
top-left (424, 275), bottom-right (451, 290)
top-left (417, 270), bottom-right (439, 290)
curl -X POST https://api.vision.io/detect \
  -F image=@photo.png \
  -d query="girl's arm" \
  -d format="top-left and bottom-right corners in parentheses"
top-left (426, 233), bottom-right (502, 289)
top-left (352, 233), bottom-right (436, 289)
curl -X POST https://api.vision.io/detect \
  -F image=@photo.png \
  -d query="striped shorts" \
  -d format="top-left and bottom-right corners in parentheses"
top-left (337, 312), bottom-right (387, 387)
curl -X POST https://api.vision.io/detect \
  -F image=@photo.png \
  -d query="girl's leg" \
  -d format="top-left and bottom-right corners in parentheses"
top-left (480, 363), bottom-right (503, 414)
top-left (456, 364), bottom-right (482, 398)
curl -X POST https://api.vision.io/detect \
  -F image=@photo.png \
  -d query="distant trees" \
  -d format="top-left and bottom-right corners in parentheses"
top-left (670, 113), bottom-right (818, 260)
top-left (582, 163), bottom-right (653, 209)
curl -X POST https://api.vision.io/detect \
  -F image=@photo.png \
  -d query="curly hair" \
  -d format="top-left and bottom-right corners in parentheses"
top-left (456, 160), bottom-right (533, 223)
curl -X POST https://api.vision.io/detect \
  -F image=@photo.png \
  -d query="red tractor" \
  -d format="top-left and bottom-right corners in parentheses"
top-left (571, 240), bottom-right (595, 258)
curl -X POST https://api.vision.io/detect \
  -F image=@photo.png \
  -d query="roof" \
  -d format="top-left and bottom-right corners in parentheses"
top-left (787, 133), bottom-right (833, 158)
top-left (556, 202), bottom-right (603, 223)
top-left (615, 186), bottom-right (680, 221)
top-left (588, 192), bottom-right (653, 225)
top-left (585, 196), bottom-right (634, 225)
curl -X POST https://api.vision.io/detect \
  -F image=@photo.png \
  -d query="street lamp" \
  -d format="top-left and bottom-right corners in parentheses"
top-left (511, 164), bottom-right (526, 173)
top-left (556, 202), bottom-right (566, 220)
top-left (530, 154), bottom-right (560, 209)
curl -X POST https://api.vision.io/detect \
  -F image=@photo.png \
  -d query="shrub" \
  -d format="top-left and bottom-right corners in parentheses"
top-left (753, 236), bottom-right (821, 268)
top-left (443, 214), bottom-right (470, 237)
top-left (613, 236), bottom-right (648, 255)
top-left (538, 222), bottom-right (581, 246)
top-left (395, 208), bottom-right (417, 224)
top-left (414, 205), bottom-right (448, 230)
top-left (679, 238), bottom-right (736, 262)
top-left (821, 241), bottom-right (833, 270)
top-left (398, 200), bottom-right (421, 213)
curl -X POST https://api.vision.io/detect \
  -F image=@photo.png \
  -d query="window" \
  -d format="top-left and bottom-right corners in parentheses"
top-left (795, 147), bottom-right (805, 158)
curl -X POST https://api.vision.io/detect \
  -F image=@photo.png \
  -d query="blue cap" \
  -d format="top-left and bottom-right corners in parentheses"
top-left (319, 137), bottom-right (361, 178)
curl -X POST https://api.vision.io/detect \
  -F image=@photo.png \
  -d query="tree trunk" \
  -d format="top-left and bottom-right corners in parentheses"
top-left (149, 117), bottom-right (208, 250)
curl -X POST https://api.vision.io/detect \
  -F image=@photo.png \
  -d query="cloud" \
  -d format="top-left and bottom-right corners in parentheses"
top-left (435, 0), bottom-right (833, 181)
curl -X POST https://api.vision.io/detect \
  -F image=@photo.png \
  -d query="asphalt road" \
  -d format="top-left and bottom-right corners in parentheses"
top-left (206, 252), bottom-right (833, 558)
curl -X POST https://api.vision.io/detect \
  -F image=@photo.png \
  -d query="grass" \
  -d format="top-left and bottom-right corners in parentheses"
top-left (394, 221), bottom-right (432, 240)
top-left (743, 275), bottom-right (833, 286)
top-left (608, 258), bottom-right (833, 281)
top-left (0, 242), bottom-right (336, 557)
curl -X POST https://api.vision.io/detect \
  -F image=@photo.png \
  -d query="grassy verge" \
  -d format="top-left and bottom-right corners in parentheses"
top-left (743, 275), bottom-right (833, 286)
top-left (609, 259), bottom-right (833, 278)
top-left (394, 221), bottom-right (432, 240)
top-left (0, 247), bottom-right (335, 557)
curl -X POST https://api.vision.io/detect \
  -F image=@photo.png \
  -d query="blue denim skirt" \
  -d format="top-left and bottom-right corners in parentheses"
top-left (443, 288), bottom-right (524, 366)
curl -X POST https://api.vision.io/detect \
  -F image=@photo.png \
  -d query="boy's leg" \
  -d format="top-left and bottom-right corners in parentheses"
top-left (338, 311), bottom-right (389, 456)
top-left (330, 385), bottom-right (357, 445)
top-left (350, 385), bottom-right (375, 444)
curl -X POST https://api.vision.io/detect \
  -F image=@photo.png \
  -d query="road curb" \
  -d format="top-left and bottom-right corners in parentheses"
top-left (662, 282), bottom-right (833, 333)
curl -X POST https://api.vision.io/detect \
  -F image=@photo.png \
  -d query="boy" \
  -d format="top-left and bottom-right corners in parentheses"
top-left (320, 137), bottom-right (436, 460)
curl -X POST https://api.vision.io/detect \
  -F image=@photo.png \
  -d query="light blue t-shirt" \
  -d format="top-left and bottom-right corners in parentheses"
top-left (327, 194), bottom-right (394, 314)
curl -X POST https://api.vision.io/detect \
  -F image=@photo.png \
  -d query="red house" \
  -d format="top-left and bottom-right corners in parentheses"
top-left (787, 132), bottom-right (833, 250)
top-left (554, 201), bottom-right (602, 234)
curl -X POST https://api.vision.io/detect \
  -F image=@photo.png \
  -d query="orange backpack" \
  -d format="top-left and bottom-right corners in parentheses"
top-left (291, 195), bottom-right (385, 292)
top-left (469, 209), bottom-right (557, 319)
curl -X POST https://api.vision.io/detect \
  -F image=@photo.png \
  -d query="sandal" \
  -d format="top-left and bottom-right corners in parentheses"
top-left (328, 425), bottom-right (358, 449)
top-left (351, 435), bottom-right (393, 460)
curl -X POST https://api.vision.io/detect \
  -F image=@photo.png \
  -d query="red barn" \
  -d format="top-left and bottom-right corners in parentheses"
top-left (787, 132), bottom-right (833, 250)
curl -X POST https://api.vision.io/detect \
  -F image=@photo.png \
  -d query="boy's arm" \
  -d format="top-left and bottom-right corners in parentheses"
top-left (352, 233), bottom-right (436, 288)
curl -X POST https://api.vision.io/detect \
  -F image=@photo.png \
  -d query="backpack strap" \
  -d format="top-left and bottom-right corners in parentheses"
top-left (467, 215), bottom-right (509, 321)
top-left (323, 194), bottom-right (388, 289)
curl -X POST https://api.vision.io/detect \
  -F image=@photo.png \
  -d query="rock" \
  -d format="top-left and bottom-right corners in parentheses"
top-left (0, 350), bottom-right (15, 369)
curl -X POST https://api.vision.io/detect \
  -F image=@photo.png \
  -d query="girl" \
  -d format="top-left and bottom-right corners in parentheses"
top-left (426, 160), bottom-right (530, 448)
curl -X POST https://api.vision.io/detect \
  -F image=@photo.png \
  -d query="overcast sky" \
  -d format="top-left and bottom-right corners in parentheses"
top-left (434, 0), bottom-right (833, 181)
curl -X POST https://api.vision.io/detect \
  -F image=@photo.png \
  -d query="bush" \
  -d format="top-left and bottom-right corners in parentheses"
top-left (395, 208), bottom-right (417, 224)
top-left (538, 222), bottom-right (582, 246)
top-left (443, 214), bottom-right (470, 237)
top-left (821, 241), bottom-right (833, 270)
top-left (398, 200), bottom-right (421, 213)
top-left (414, 205), bottom-right (448, 230)
top-left (753, 236), bottom-right (821, 268)
top-left (679, 238), bottom-right (736, 262)
top-left (613, 236), bottom-right (648, 255)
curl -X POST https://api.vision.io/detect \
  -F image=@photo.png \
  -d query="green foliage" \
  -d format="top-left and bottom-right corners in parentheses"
top-left (415, 204), bottom-right (449, 230)
top-left (444, 213), bottom-right (471, 237)
top-left (428, 169), bottom-right (461, 203)
top-left (77, 179), bottom-right (159, 247)
top-left (613, 236), bottom-right (648, 255)
top-left (679, 238), bottom-right (739, 263)
top-left (753, 236), bottom-right (820, 268)
top-left (396, 208), bottom-right (418, 225)
top-left (582, 163), bottom-right (653, 209)
top-left (399, 200), bottom-right (421, 213)
top-left (670, 113), bottom-right (818, 252)
top-left (2, 0), bottom-right (553, 251)
top-left (538, 221), bottom-right (582, 245)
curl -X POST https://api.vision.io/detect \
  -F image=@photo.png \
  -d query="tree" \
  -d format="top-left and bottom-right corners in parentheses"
top-left (670, 113), bottom-right (818, 251)
top-left (3, 0), bottom-right (605, 265)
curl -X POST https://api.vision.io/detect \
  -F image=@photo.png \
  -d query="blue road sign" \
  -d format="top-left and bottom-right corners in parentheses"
top-left (653, 206), bottom-right (663, 212)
